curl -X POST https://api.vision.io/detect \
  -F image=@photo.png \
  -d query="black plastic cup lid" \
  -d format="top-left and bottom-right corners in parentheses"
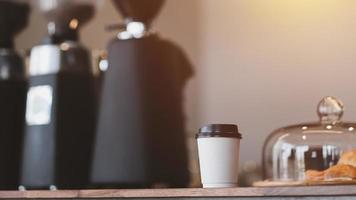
top-left (196, 124), bottom-right (242, 139)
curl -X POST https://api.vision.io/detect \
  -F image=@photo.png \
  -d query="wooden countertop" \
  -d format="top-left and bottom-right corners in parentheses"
top-left (1, 186), bottom-right (356, 199)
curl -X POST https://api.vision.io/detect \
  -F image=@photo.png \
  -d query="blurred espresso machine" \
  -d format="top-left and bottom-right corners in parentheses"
top-left (21, 0), bottom-right (97, 189)
top-left (91, 0), bottom-right (192, 188)
top-left (0, 0), bottom-right (29, 190)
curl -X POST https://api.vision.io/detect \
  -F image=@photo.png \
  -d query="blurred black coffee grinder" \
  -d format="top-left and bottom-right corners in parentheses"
top-left (21, 0), bottom-right (98, 190)
top-left (0, 0), bottom-right (29, 190)
top-left (91, 0), bottom-right (192, 188)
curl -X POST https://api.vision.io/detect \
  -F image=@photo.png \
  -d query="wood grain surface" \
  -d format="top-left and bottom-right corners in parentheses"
top-left (0, 186), bottom-right (356, 199)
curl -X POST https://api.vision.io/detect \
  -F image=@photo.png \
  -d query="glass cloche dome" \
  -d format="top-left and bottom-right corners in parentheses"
top-left (263, 97), bottom-right (356, 183)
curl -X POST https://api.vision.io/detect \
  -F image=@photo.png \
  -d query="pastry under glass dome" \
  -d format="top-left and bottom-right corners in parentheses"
top-left (263, 97), bottom-right (356, 182)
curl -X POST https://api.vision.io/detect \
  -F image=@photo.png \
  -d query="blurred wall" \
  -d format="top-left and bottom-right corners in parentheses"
top-left (16, 0), bottom-right (356, 179)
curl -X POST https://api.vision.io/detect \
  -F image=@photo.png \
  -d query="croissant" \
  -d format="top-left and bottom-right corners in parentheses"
top-left (338, 150), bottom-right (356, 167)
top-left (305, 170), bottom-right (324, 181)
top-left (324, 164), bottom-right (356, 180)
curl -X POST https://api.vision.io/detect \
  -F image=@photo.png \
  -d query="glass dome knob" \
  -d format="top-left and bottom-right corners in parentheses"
top-left (317, 96), bottom-right (344, 124)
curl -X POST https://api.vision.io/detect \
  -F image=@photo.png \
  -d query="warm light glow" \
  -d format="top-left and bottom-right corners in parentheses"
top-left (60, 43), bottom-right (70, 51)
top-left (302, 126), bottom-right (308, 130)
top-left (349, 127), bottom-right (354, 131)
top-left (326, 125), bottom-right (332, 130)
top-left (247, 0), bottom-right (341, 16)
top-left (127, 22), bottom-right (146, 38)
top-left (117, 31), bottom-right (131, 40)
top-left (99, 59), bottom-right (109, 72)
top-left (48, 22), bottom-right (56, 35)
top-left (245, 0), bottom-right (343, 32)
top-left (117, 22), bottom-right (146, 40)
top-left (69, 19), bottom-right (79, 30)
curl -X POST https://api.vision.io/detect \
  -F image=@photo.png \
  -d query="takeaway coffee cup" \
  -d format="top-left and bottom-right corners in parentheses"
top-left (196, 124), bottom-right (242, 188)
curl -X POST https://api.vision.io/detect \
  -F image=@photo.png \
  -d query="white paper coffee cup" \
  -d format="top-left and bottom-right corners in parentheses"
top-left (196, 124), bottom-right (241, 188)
